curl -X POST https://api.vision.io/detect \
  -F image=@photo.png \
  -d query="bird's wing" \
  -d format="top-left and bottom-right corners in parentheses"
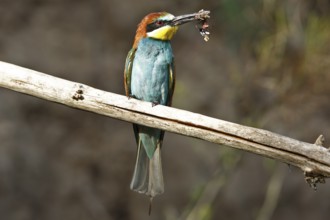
top-left (124, 48), bottom-right (137, 97)
top-left (124, 48), bottom-right (139, 143)
top-left (167, 60), bottom-right (176, 106)
top-left (158, 61), bottom-right (176, 146)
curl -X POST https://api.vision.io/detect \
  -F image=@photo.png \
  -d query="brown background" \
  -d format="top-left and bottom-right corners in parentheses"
top-left (0, 0), bottom-right (329, 219)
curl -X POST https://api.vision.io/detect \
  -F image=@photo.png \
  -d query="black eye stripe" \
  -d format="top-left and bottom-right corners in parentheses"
top-left (146, 20), bottom-right (170, 33)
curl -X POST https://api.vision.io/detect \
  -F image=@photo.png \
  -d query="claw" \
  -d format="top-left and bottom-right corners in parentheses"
top-left (127, 94), bottom-right (136, 100)
top-left (152, 101), bottom-right (159, 107)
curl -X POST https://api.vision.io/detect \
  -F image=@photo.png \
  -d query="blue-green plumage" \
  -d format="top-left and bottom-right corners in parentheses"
top-left (131, 38), bottom-right (173, 106)
top-left (131, 38), bottom-right (173, 158)
top-left (124, 36), bottom-right (175, 198)
top-left (125, 10), bottom-right (208, 204)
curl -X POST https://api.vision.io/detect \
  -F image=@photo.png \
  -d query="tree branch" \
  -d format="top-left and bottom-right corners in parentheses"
top-left (0, 61), bottom-right (329, 187)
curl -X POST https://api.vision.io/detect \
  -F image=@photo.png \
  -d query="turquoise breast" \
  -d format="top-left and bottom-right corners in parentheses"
top-left (131, 38), bottom-right (173, 105)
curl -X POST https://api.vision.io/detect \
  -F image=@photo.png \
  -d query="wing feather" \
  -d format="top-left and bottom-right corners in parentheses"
top-left (124, 48), bottom-right (136, 97)
top-left (167, 60), bottom-right (176, 106)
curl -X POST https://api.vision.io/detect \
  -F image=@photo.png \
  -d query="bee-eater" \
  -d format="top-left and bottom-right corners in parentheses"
top-left (124, 11), bottom-right (205, 199)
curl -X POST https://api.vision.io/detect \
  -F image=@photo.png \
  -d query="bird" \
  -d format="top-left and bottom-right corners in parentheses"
top-left (124, 11), bottom-right (202, 201)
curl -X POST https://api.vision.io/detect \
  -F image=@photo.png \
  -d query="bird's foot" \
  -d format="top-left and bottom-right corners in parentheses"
top-left (127, 94), bottom-right (136, 100)
top-left (151, 101), bottom-right (159, 107)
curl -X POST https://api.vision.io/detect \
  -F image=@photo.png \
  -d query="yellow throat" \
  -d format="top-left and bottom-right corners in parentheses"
top-left (147, 25), bottom-right (179, 41)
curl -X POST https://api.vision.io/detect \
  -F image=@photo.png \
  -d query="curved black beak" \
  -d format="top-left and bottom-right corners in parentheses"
top-left (171, 10), bottom-right (210, 26)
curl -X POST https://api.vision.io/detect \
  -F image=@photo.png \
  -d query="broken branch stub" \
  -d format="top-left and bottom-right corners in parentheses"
top-left (304, 135), bottom-right (328, 190)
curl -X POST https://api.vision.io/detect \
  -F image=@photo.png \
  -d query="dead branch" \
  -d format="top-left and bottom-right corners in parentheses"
top-left (0, 61), bottom-right (329, 188)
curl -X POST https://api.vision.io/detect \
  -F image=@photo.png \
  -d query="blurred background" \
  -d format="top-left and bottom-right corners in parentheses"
top-left (0, 0), bottom-right (329, 219)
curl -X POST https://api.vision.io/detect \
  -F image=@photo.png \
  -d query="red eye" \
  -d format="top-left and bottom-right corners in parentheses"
top-left (156, 20), bottom-right (164, 26)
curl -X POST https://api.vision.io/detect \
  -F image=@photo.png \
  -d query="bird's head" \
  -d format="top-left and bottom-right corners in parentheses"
top-left (133, 12), bottom-right (199, 48)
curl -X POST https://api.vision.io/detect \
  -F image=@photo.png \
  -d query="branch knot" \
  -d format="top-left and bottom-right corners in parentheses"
top-left (72, 85), bottom-right (84, 101)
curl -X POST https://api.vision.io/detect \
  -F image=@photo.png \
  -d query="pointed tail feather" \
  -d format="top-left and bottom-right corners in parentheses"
top-left (130, 143), bottom-right (164, 198)
top-left (147, 146), bottom-right (164, 197)
top-left (130, 140), bottom-right (148, 192)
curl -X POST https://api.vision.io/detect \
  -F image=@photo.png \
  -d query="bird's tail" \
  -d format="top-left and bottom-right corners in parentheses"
top-left (130, 140), bottom-right (164, 198)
